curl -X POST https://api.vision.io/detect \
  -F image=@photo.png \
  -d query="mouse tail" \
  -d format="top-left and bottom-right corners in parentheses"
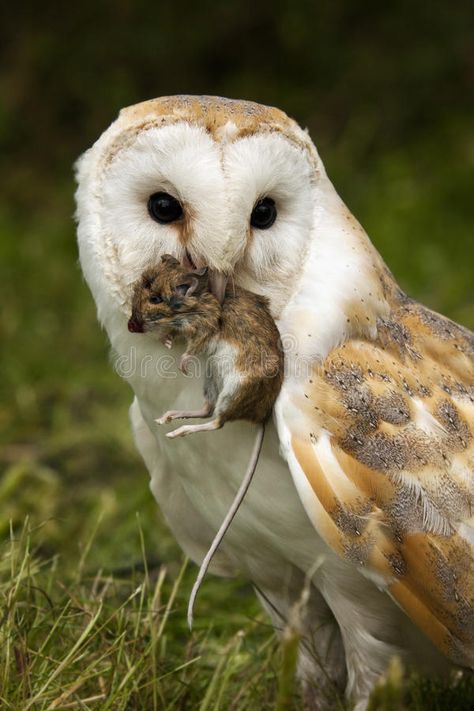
top-left (187, 422), bottom-right (265, 630)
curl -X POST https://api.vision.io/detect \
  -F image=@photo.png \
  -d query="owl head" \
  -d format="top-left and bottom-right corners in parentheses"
top-left (76, 95), bottom-right (390, 359)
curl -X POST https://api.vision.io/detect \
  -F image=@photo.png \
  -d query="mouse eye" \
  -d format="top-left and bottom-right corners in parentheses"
top-left (149, 294), bottom-right (162, 304)
top-left (250, 197), bottom-right (277, 229)
top-left (148, 192), bottom-right (183, 224)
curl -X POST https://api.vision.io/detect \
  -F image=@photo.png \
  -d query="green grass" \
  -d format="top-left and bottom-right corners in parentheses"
top-left (0, 520), bottom-right (284, 710)
top-left (1, 521), bottom-right (473, 710)
top-left (1, 125), bottom-right (473, 708)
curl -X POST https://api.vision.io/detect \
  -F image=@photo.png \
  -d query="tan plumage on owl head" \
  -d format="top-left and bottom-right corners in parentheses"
top-left (76, 95), bottom-right (389, 344)
top-left (76, 96), bottom-right (473, 711)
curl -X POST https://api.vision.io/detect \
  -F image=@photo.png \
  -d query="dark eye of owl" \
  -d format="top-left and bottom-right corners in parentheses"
top-left (250, 197), bottom-right (277, 229)
top-left (149, 294), bottom-right (162, 304)
top-left (148, 192), bottom-right (183, 224)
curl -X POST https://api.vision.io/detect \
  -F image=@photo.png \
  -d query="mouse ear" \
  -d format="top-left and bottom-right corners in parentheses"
top-left (179, 266), bottom-right (209, 297)
top-left (161, 254), bottom-right (180, 267)
top-left (176, 277), bottom-right (200, 297)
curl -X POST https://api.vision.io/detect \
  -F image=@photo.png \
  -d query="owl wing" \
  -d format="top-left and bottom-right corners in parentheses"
top-left (276, 299), bottom-right (474, 667)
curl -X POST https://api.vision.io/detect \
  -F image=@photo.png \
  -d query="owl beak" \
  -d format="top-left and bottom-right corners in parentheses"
top-left (182, 249), bottom-right (228, 304)
top-left (182, 250), bottom-right (198, 270)
top-left (208, 271), bottom-right (228, 304)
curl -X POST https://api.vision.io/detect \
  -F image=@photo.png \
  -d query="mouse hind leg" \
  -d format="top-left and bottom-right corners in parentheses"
top-left (167, 374), bottom-right (238, 438)
top-left (156, 374), bottom-right (218, 428)
top-left (155, 400), bottom-right (214, 425)
top-left (166, 416), bottom-right (223, 439)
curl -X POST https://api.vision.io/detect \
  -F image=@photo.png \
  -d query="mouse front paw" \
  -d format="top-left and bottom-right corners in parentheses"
top-left (161, 334), bottom-right (174, 349)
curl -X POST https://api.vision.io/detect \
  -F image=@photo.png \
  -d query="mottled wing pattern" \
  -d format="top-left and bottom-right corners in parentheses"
top-left (283, 300), bottom-right (474, 666)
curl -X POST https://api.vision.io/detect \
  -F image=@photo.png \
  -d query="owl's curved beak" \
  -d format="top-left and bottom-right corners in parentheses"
top-left (182, 249), bottom-right (228, 304)
top-left (208, 272), bottom-right (228, 304)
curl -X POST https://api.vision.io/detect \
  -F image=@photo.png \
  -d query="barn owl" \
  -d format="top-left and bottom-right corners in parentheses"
top-left (75, 96), bottom-right (474, 710)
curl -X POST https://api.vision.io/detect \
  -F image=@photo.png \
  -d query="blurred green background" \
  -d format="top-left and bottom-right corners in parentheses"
top-left (0, 1), bottom-right (473, 707)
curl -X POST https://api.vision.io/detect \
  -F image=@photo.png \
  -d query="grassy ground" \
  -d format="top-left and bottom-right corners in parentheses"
top-left (1, 124), bottom-right (473, 708)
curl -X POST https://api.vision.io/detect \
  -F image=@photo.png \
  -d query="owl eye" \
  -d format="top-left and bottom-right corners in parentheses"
top-left (148, 192), bottom-right (183, 224)
top-left (149, 294), bottom-right (163, 304)
top-left (250, 197), bottom-right (277, 229)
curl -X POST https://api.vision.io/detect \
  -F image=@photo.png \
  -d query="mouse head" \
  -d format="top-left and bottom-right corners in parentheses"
top-left (128, 254), bottom-right (212, 333)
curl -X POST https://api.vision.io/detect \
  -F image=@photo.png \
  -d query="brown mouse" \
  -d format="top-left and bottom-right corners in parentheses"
top-left (128, 254), bottom-right (283, 437)
top-left (128, 254), bottom-right (284, 625)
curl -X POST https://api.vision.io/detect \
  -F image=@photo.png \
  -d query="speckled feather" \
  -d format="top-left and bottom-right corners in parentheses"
top-left (287, 295), bottom-right (474, 666)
